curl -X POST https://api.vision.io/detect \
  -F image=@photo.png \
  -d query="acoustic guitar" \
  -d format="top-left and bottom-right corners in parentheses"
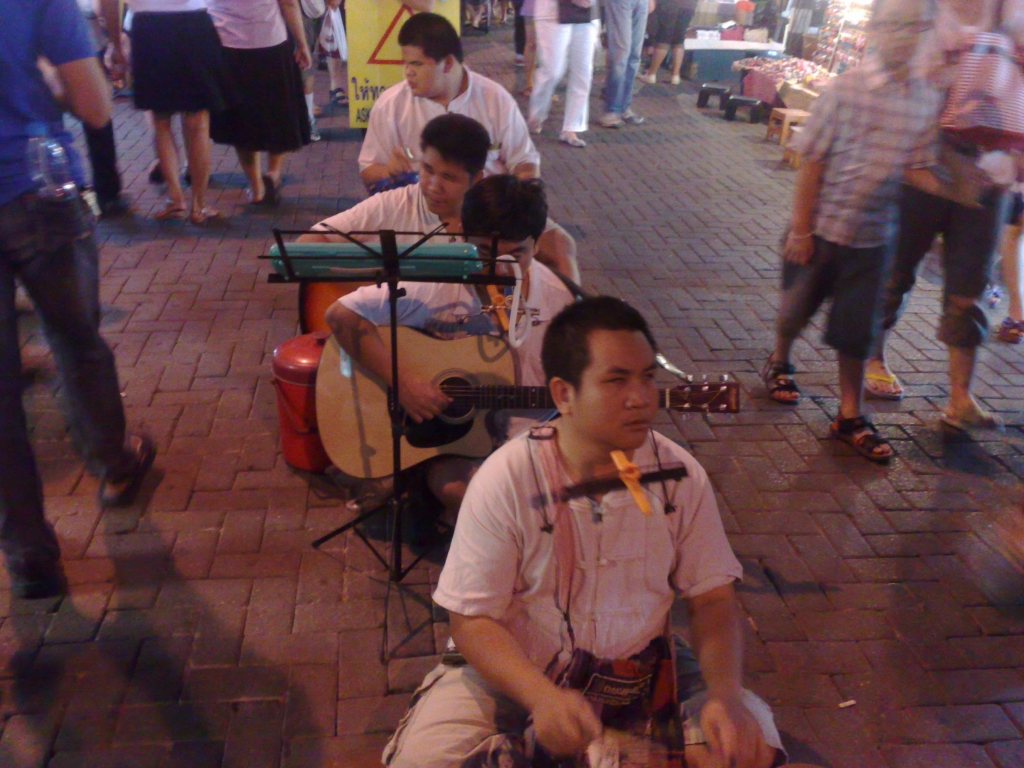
top-left (315, 331), bottom-right (740, 479)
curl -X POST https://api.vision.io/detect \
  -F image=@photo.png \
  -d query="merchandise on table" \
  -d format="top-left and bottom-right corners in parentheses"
top-left (813, 0), bottom-right (872, 74)
top-left (733, 55), bottom-right (830, 107)
top-left (731, 55), bottom-right (830, 87)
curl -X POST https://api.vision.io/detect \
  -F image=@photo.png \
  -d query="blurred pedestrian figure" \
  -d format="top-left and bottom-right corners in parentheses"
top-left (766, 0), bottom-right (940, 463)
top-left (600, 0), bottom-right (651, 127)
top-left (81, 0), bottom-right (132, 217)
top-left (527, 0), bottom-right (600, 147)
top-left (207, 0), bottom-right (312, 206)
top-left (996, 190), bottom-right (1024, 343)
top-left (518, 0), bottom-right (538, 95)
top-left (300, 0), bottom-right (326, 141)
top-left (638, 0), bottom-right (696, 85)
top-left (1, 0), bottom-right (155, 599)
top-left (865, 0), bottom-right (1024, 430)
top-left (104, 0), bottom-right (228, 223)
top-left (320, 0), bottom-right (348, 109)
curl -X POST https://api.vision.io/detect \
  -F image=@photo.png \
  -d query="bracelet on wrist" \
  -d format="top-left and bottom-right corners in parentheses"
top-left (789, 231), bottom-right (813, 240)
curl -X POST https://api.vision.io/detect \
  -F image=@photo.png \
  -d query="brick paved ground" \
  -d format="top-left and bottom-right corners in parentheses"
top-left (4, 25), bottom-right (1024, 768)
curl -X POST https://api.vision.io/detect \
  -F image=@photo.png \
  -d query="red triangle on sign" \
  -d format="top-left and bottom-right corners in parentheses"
top-left (367, 4), bottom-right (415, 66)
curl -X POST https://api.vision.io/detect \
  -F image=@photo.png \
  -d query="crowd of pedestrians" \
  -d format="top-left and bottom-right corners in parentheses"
top-left (767, 0), bottom-right (1024, 463)
top-left (87, 0), bottom-right (341, 221)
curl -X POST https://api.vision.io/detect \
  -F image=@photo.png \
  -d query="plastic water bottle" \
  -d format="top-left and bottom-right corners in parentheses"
top-left (26, 123), bottom-right (77, 200)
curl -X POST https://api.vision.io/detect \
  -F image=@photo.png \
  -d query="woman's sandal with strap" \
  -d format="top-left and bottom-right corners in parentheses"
top-left (997, 317), bottom-right (1024, 344)
top-left (762, 358), bottom-right (800, 405)
top-left (153, 201), bottom-right (187, 221)
top-left (831, 416), bottom-right (893, 464)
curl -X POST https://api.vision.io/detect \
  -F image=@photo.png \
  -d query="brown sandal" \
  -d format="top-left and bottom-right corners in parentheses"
top-left (831, 416), bottom-right (893, 463)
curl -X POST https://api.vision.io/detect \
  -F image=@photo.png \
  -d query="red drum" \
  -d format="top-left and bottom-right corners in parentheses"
top-left (271, 332), bottom-right (332, 473)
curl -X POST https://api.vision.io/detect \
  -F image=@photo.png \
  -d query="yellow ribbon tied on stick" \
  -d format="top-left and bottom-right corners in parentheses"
top-left (610, 450), bottom-right (651, 515)
top-left (486, 284), bottom-right (510, 332)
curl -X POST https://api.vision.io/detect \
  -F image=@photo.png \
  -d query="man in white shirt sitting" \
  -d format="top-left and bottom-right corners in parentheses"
top-left (324, 174), bottom-right (576, 519)
top-left (381, 298), bottom-right (818, 768)
top-left (359, 12), bottom-right (540, 195)
top-left (311, 113), bottom-right (578, 281)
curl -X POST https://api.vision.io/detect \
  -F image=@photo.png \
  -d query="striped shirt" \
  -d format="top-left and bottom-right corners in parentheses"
top-left (792, 57), bottom-right (942, 249)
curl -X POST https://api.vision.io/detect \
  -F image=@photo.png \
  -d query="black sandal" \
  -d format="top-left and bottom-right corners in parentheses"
top-left (762, 358), bottom-right (800, 405)
top-left (98, 434), bottom-right (157, 508)
top-left (260, 174), bottom-right (280, 207)
top-left (830, 416), bottom-right (893, 463)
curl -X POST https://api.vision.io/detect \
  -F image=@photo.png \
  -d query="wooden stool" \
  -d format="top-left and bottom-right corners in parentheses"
top-left (766, 108), bottom-right (811, 144)
top-left (697, 83), bottom-right (732, 109)
top-left (724, 95), bottom-right (763, 123)
top-left (782, 125), bottom-right (804, 168)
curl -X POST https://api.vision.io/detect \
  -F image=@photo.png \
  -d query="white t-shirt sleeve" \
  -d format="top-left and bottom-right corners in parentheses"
top-left (338, 281), bottom-right (444, 328)
top-left (669, 445), bottom-right (743, 598)
top-left (358, 87), bottom-right (402, 172)
top-left (314, 192), bottom-right (387, 234)
top-left (433, 454), bottom-right (522, 618)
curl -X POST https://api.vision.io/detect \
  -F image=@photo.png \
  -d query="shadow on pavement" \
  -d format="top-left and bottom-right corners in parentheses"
top-left (0, 499), bottom-right (323, 768)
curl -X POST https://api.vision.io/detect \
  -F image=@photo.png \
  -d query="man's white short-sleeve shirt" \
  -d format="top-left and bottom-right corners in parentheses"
top-left (358, 70), bottom-right (541, 178)
top-left (434, 430), bottom-right (743, 667)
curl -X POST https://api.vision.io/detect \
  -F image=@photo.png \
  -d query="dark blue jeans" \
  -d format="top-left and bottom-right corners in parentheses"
top-left (0, 193), bottom-right (130, 569)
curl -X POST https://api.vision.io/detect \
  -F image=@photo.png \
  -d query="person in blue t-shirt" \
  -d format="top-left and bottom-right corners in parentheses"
top-left (0, 0), bottom-right (155, 599)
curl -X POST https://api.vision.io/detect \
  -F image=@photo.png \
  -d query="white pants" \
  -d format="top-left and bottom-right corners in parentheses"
top-left (528, 18), bottom-right (599, 134)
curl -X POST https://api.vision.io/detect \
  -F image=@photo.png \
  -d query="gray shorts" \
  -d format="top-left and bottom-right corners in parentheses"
top-left (382, 663), bottom-right (787, 767)
top-left (777, 236), bottom-right (891, 360)
top-left (302, 12), bottom-right (321, 57)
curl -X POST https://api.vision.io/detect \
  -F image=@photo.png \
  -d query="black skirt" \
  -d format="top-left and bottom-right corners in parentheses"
top-left (131, 10), bottom-right (229, 114)
top-left (210, 40), bottom-right (311, 154)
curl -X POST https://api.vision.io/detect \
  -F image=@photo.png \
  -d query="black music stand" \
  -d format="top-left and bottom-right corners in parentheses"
top-left (265, 225), bottom-right (514, 590)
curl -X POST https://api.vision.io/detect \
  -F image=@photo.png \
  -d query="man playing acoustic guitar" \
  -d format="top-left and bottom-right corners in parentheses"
top-left (382, 298), bottom-right (817, 768)
top-left (325, 174), bottom-right (576, 521)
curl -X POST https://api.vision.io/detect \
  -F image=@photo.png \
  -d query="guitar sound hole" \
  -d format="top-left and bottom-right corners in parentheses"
top-left (440, 376), bottom-right (474, 420)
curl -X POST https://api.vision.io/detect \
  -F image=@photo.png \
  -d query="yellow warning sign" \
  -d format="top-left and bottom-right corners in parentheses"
top-left (347, 0), bottom-right (459, 128)
top-left (367, 4), bottom-right (413, 66)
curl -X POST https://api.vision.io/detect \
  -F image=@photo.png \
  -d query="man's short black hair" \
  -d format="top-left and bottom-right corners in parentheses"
top-left (420, 114), bottom-right (490, 178)
top-left (398, 13), bottom-right (464, 63)
top-left (542, 297), bottom-right (658, 388)
top-left (461, 176), bottom-right (548, 242)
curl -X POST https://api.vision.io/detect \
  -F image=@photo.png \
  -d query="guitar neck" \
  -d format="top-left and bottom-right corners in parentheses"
top-left (444, 384), bottom-right (738, 414)
top-left (446, 386), bottom-right (554, 410)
